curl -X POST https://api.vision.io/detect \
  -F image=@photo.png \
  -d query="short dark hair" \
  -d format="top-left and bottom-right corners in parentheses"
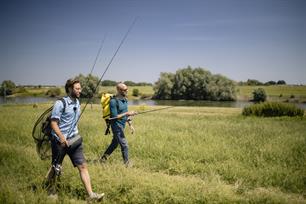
top-left (65, 78), bottom-right (80, 94)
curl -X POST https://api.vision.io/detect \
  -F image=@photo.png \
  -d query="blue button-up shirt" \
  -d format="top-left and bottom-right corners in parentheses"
top-left (51, 96), bottom-right (80, 140)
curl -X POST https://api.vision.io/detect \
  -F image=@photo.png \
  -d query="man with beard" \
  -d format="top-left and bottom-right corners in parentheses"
top-left (45, 78), bottom-right (104, 201)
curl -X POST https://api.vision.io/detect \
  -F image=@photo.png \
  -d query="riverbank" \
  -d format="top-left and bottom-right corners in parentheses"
top-left (1, 85), bottom-right (306, 110)
top-left (1, 96), bottom-right (306, 110)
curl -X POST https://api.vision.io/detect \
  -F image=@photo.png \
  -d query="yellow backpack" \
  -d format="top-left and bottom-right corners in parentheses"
top-left (101, 93), bottom-right (118, 135)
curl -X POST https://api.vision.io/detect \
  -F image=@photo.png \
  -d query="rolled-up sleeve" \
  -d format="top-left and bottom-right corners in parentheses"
top-left (51, 100), bottom-right (64, 120)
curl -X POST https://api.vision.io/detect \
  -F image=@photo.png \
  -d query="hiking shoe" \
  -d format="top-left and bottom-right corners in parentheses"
top-left (99, 155), bottom-right (108, 164)
top-left (48, 193), bottom-right (58, 200)
top-left (88, 192), bottom-right (105, 202)
top-left (125, 160), bottom-right (133, 168)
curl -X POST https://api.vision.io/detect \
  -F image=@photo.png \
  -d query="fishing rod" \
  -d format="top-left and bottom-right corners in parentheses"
top-left (78, 17), bottom-right (138, 120)
top-left (43, 19), bottom-right (137, 179)
top-left (32, 35), bottom-right (107, 158)
top-left (136, 106), bottom-right (174, 115)
top-left (79, 35), bottom-right (106, 114)
top-left (89, 34), bottom-right (107, 77)
top-left (42, 35), bottom-right (109, 178)
top-left (107, 106), bottom-right (174, 121)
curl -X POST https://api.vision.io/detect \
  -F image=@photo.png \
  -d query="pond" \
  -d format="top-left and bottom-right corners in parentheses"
top-left (1, 96), bottom-right (305, 109)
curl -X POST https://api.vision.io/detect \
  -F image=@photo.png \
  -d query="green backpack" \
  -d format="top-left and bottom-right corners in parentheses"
top-left (32, 98), bottom-right (66, 159)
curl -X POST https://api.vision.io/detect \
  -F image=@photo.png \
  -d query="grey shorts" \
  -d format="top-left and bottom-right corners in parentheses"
top-left (51, 135), bottom-right (86, 167)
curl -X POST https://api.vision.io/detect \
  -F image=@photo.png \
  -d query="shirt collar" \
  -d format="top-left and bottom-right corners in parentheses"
top-left (116, 95), bottom-right (127, 102)
top-left (66, 96), bottom-right (78, 105)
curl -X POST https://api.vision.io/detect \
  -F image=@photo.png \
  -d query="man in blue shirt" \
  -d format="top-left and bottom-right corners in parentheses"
top-left (45, 78), bottom-right (104, 201)
top-left (100, 83), bottom-right (137, 166)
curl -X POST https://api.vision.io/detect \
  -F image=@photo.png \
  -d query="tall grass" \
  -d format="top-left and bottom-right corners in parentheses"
top-left (243, 102), bottom-right (304, 117)
top-left (0, 104), bottom-right (305, 203)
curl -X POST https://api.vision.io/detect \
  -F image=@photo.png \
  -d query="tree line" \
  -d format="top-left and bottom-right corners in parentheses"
top-left (0, 77), bottom-right (152, 97)
top-left (100, 80), bottom-right (152, 87)
top-left (0, 71), bottom-right (291, 101)
top-left (238, 79), bottom-right (286, 86)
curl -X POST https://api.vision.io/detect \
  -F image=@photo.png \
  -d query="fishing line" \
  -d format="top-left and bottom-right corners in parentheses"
top-left (78, 17), bottom-right (139, 121)
top-left (89, 34), bottom-right (107, 77)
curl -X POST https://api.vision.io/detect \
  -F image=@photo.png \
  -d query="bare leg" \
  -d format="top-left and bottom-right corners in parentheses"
top-left (77, 163), bottom-right (92, 195)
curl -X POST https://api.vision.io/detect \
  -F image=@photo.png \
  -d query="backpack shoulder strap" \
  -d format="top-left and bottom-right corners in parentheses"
top-left (59, 97), bottom-right (66, 113)
top-left (111, 96), bottom-right (120, 111)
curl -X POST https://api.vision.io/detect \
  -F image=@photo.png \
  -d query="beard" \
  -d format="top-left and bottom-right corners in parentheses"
top-left (71, 91), bottom-right (80, 99)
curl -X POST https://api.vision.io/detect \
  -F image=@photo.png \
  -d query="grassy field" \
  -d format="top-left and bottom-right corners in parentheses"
top-left (0, 103), bottom-right (305, 203)
top-left (98, 86), bottom-right (154, 99)
top-left (237, 85), bottom-right (306, 102)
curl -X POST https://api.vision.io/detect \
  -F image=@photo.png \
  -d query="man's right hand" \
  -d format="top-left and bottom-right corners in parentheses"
top-left (127, 111), bottom-right (137, 116)
top-left (60, 138), bottom-right (68, 147)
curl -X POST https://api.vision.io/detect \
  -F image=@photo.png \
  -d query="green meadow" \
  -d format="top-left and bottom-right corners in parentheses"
top-left (0, 103), bottom-right (305, 203)
top-left (237, 85), bottom-right (306, 102)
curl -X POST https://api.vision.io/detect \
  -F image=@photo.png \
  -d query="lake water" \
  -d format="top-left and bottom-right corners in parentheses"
top-left (0, 96), bottom-right (305, 109)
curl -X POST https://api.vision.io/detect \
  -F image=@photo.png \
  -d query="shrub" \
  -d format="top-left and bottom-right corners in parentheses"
top-left (14, 87), bottom-right (28, 94)
top-left (252, 88), bottom-right (267, 102)
top-left (132, 88), bottom-right (140, 97)
top-left (140, 94), bottom-right (152, 99)
top-left (242, 102), bottom-right (304, 117)
top-left (46, 88), bottom-right (61, 97)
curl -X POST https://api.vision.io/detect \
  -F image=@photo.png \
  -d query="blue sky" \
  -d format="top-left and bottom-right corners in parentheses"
top-left (1, 0), bottom-right (305, 85)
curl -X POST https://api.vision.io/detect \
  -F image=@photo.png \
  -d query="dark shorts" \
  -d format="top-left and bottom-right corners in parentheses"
top-left (51, 135), bottom-right (86, 167)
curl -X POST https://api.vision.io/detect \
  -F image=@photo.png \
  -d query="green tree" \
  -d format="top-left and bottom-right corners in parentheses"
top-left (246, 79), bottom-right (263, 86)
top-left (172, 67), bottom-right (212, 100)
top-left (252, 88), bottom-right (267, 102)
top-left (277, 80), bottom-right (286, 85)
top-left (153, 72), bottom-right (174, 99)
top-left (264, 81), bottom-right (276, 85)
top-left (0, 80), bottom-right (16, 96)
top-left (153, 67), bottom-right (236, 101)
top-left (75, 74), bottom-right (99, 98)
top-left (136, 82), bottom-right (153, 86)
top-left (124, 81), bottom-right (136, 86)
top-left (101, 80), bottom-right (117, 86)
top-left (209, 74), bottom-right (237, 101)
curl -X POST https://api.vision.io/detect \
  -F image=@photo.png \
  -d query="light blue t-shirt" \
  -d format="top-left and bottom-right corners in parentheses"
top-left (51, 96), bottom-right (80, 140)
